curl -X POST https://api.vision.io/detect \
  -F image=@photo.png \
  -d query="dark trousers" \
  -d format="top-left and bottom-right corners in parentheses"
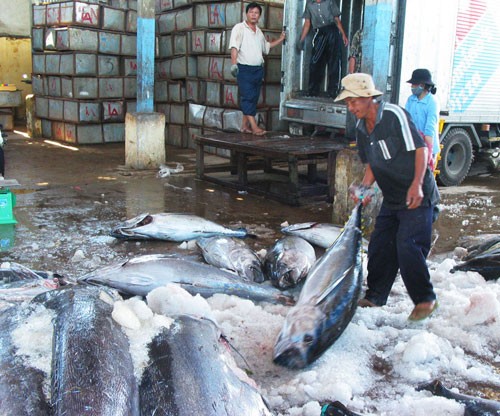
top-left (364, 205), bottom-right (437, 306)
top-left (237, 64), bottom-right (264, 116)
top-left (308, 25), bottom-right (342, 97)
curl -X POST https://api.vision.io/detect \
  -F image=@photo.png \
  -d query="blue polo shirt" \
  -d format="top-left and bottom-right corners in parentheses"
top-left (405, 93), bottom-right (440, 156)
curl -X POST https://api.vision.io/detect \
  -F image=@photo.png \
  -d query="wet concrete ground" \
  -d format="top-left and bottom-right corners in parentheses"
top-left (1, 127), bottom-right (499, 279)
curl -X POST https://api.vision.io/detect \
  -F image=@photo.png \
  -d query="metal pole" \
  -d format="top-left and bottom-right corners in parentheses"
top-left (136, 0), bottom-right (155, 113)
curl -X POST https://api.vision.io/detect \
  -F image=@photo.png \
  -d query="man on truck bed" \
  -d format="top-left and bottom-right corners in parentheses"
top-left (336, 73), bottom-right (440, 321)
top-left (296, 0), bottom-right (348, 98)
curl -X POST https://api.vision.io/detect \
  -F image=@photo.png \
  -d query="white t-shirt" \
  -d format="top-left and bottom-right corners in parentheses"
top-left (229, 21), bottom-right (270, 66)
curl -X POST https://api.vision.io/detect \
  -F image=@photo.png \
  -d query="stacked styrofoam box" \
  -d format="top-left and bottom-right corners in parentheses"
top-left (31, 1), bottom-right (137, 144)
top-left (31, 0), bottom-right (285, 146)
top-left (155, 0), bottom-right (285, 150)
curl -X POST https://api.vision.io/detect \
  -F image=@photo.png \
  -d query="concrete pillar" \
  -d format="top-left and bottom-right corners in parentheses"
top-left (332, 148), bottom-right (382, 235)
top-left (332, 148), bottom-right (365, 225)
top-left (125, 112), bottom-right (166, 169)
top-left (25, 94), bottom-right (42, 138)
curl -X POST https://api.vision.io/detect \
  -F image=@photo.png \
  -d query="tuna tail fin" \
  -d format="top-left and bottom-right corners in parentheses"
top-left (236, 228), bottom-right (257, 239)
top-left (416, 379), bottom-right (447, 396)
top-left (276, 292), bottom-right (296, 306)
top-left (353, 202), bottom-right (363, 230)
top-left (321, 400), bottom-right (364, 416)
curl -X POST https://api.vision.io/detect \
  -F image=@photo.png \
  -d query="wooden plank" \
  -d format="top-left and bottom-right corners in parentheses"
top-left (195, 142), bottom-right (204, 178)
top-left (237, 152), bottom-right (247, 186)
top-left (194, 133), bottom-right (346, 158)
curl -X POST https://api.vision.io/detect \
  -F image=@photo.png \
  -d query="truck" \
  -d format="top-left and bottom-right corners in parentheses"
top-left (279, 0), bottom-right (500, 186)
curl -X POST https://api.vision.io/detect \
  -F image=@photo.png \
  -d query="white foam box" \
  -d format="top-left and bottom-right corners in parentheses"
top-left (63, 99), bottom-right (101, 123)
top-left (46, 2), bottom-right (100, 28)
top-left (0, 110), bottom-right (14, 131)
top-left (0, 91), bottom-right (22, 107)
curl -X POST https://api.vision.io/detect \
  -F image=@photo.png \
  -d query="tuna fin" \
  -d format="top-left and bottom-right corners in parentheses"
top-left (321, 400), bottom-right (364, 416)
top-left (238, 228), bottom-right (257, 239)
top-left (282, 222), bottom-right (319, 232)
top-left (315, 266), bottom-right (354, 305)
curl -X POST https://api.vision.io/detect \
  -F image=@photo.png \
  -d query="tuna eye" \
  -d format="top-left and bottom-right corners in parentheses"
top-left (303, 334), bottom-right (313, 345)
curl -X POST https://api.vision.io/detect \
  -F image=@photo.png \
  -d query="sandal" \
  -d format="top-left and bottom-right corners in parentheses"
top-left (252, 129), bottom-right (267, 136)
top-left (408, 300), bottom-right (438, 321)
top-left (358, 298), bottom-right (378, 308)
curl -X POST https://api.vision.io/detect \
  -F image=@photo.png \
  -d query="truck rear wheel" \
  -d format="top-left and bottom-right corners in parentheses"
top-left (436, 128), bottom-right (473, 186)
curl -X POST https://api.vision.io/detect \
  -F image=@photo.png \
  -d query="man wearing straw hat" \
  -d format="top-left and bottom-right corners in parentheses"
top-left (335, 73), bottom-right (440, 321)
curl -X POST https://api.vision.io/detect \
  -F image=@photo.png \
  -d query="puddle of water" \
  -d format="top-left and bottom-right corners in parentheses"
top-left (0, 224), bottom-right (16, 251)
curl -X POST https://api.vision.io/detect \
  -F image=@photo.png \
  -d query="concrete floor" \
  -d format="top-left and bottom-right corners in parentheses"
top-left (1, 127), bottom-right (499, 279)
top-left (1, 128), bottom-right (333, 278)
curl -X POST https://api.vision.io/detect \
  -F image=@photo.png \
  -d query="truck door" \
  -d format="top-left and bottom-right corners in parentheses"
top-left (280, 0), bottom-right (401, 138)
top-left (280, 0), bottom-right (365, 135)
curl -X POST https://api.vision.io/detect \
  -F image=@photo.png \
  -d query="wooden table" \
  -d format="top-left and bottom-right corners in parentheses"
top-left (194, 132), bottom-right (347, 205)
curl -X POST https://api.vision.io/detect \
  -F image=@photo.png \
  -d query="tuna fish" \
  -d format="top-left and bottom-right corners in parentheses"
top-left (281, 222), bottom-right (343, 248)
top-left (417, 379), bottom-right (500, 415)
top-left (273, 204), bottom-right (363, 369)
top-left (0, 261), bottom-right (61, 284)
top-left (110, 212), bottom-right (249, 241)
top-left (0, 278), bottom-right (60, 302)
top-left (140, 315), bottom-right (272, 415)
top-left (263, 236), bottom-right (316, 289)
top-left (196, 236), bottom-right (265, 283)
top-left (78, 254), bottom-right (294, 305)
top-left (34, 285), bottom-right (139, 416)
top-left (451, 236), bottom-right (500, 280)
top-left (0, 305), bottom-right (51, 415)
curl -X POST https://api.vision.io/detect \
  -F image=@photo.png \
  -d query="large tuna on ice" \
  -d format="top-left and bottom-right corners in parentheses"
top-left (273, 204), bottom-right (363, 369)
top-left (280, 222), bottom-right (343, 248)
top-left (78, 254), bottom-right (294, 305)
top-left (451, 236), bottom-right (500, 281)
top-left (110, 212), bottom-right (249, 241)
top-left (263, 236), bottom-right (316, 289)
top-left (140, 315), bottom-right (272, 415)
top-left (34, 285), bottom-right (139, 416)
top-left (0, 305), bottom-right (51, 415)
top-left (0, 261), bottom-right (56, 284)
top-left (417, 379), bottom-right (500, 415)
top-left (196, 236), bottom-right (265, 283)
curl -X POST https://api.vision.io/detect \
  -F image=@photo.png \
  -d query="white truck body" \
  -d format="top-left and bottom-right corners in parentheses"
top-left (280, 0), bottom-right (500, 185)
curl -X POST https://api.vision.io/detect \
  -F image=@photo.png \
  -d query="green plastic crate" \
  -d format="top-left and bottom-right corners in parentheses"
top-left (0, 190), bottom-right (17, 224)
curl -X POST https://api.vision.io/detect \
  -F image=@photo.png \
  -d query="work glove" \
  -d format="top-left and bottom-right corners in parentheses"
top-left (296, 39), bottom-right (305, 51)
top-left (348, 182), bottom-right (376, 206)
top-left (230, 64), bottom-right (239, 77)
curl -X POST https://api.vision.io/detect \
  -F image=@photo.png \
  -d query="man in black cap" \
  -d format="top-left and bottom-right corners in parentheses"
top-left (297, 0), bottom-right (348, 98)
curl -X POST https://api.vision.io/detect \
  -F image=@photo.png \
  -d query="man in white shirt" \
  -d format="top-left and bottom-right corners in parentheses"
top-left (229, 3), bottom-right (285, 135)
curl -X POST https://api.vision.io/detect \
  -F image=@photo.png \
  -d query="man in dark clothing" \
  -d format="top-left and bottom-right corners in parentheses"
top-left (297, 0), bottom-right (348, 97)
top-left (335, 73), bottom-right (440, 321)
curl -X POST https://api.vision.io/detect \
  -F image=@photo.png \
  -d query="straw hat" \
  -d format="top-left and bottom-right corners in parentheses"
top-left (334, 73), bottom-right (383, 102)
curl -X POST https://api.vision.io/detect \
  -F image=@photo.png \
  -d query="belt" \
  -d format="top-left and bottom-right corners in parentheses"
top-left (238, 63), bottom-right (264, 68)
top-left (316, 23), bottom-right (336, 31)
